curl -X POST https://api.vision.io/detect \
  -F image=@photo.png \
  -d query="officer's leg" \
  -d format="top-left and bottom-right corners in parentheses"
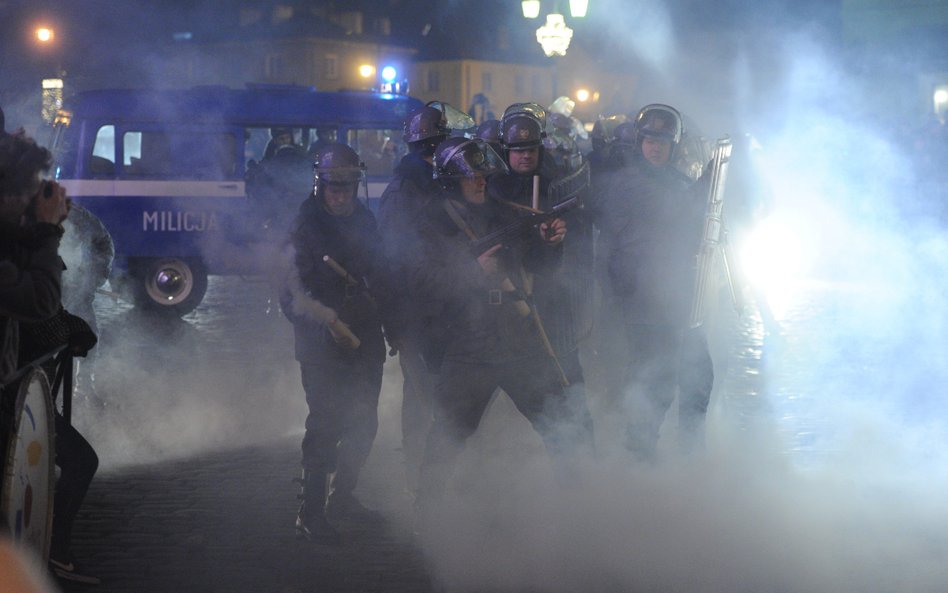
top-left (297, 361), bottom-right (346, 542)
top-left (398, 341), bottom-right (434, 495)
top-left (558, 348), bottom-right (597, 456)
top-left (501, 356), bottom-right (595, 479)
top-left (326, 359), bottom-right (383, 518)
top-left (622, 324), bottom-right (679, 463)
top-left (414, 360), bottom-right (497, 515)
top-left (676, 328), bottom-right (714, 455)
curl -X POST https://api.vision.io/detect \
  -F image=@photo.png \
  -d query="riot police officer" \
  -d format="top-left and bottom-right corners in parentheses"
top-left (377, 103), bottom-right (456, 496)
top-left (411, 137), bottom-right (593, 525)
top-left (599, 104), bottom-right (714, 462)
top-left (475, 119), bottom-right (503, 156)
top-left (281, 143), bottom-right (391, 543)
top-left (487, 106), bottom-right (596, 445)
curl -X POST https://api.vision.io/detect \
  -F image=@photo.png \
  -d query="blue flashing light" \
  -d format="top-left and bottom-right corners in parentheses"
top-left (381, 66), bottom-right (397, 83)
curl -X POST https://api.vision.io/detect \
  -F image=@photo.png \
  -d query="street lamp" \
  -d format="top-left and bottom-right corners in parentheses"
top-left (536, 15), bottom-right (573, 57)
top-left (522, 1), bottom-right (587, 57)
top-left (36, 27), bottom-right (55, 43)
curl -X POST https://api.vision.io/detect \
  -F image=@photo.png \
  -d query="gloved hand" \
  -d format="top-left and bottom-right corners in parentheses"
top-left (62, 310), bottom-right (98, 357)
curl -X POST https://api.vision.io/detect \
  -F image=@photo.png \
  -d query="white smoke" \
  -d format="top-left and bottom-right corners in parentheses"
top-left (402, 6), bottom-right (948, 593)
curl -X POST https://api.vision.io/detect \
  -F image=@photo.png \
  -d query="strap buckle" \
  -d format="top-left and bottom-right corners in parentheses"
top-left (488, 289), bottom-right (502, 305)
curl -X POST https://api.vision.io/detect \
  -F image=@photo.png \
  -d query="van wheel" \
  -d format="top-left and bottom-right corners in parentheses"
top-left (132, 258), bottom-right (208, 316)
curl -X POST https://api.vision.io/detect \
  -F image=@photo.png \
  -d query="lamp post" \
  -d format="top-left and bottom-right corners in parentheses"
top-left (35, 25), bottom-right (65, 124)
top-left (521, 0), bottom-right (587, 57)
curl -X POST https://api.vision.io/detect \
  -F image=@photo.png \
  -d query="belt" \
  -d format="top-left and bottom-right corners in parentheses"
top-left (488, 288), bottom-right (528, 306)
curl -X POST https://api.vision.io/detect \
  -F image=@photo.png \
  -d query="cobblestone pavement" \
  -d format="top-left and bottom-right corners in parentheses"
top-left (51, 277), bottom-right (774, 593)
top-left (62, 434), bottom-right (434, 593)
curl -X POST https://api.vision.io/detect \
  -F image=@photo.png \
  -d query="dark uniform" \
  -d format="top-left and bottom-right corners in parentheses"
top-left (412, 138), bottom-right (594, 517)
top-left (487, 108), bottom-right (596, 443)
top-left (245, 144), bottom-right (313, 237)
top-left (377, 105), bottom-right (451, 495)
top-left (598, 104), bottom-right (714, 462)
top-left (281, 144), bottom-right (389, 542)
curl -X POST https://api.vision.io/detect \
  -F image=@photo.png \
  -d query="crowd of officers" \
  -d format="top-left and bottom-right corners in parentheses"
top-left (278, 99), bottom-right (719, 543)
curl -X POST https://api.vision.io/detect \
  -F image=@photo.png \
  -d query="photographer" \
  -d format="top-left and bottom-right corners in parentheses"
top-left (1, 128), bottom-right (100, 585)
top-left (0, 130), bottom-right (68, 385)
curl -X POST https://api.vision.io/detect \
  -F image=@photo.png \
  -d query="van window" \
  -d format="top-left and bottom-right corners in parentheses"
top-left (123, 130), bottom-right (238, 179)
top-left (90, 125), bottom-right (116, 176)
top-left (346, 128), bottom-right (405, 178)
top-left (245, 126), bottom-right (338, 164)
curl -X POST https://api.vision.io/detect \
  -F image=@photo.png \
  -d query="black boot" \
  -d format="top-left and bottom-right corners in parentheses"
top-left (325, 485), bottom-right (382, 522)
top-left (295, 470), bottom-right (341, 544)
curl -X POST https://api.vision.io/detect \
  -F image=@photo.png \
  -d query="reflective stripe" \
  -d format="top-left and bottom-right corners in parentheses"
top-left (58, 179), bottom-right (246, 198)
top-left (59, 179), bottom-right (386, 199)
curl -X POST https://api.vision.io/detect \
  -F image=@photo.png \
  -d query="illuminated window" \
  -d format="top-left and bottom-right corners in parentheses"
top-left (41, 78), bottom-right (64, 124)
top-left (934, 84), bottom-right (948, 121)
top-left (90, 125), bottom-right (115, 176)
top-left (482, 71), bottom-right (492, 92)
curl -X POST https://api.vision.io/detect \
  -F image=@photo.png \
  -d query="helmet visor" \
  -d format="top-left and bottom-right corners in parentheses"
top-left (315, 166), bottom-right (364, 186)
top-left (437, 139), bottom-right (509, 179)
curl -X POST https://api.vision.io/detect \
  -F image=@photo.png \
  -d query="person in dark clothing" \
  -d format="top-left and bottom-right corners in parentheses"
top-left (280, 143), bottom-right (392, 543)
top-left (411, 137), bottom-right (593, 526)
top-left (245, 143), bottom-right (313, 237)
top-left (0, 134), bottom-right (67, 385)
top-left (487, 107), bottom-right (596, 446)
top-left (377, 104), bottom-right (453, 497)
top-left (0, 131), bottom-right (100, 584)
top-left (598, 103), bottom-right (714, 463)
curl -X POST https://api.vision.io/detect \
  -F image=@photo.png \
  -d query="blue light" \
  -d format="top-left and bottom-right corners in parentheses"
top-left (381, 66), bottom-right (397, 83)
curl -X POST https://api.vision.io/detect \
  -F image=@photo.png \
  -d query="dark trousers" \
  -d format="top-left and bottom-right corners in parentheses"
top-left (52, 412), bottom-right (99, 558)
top-left (397, 341), bottom-right (434, 494)
top-left (299, 358), bottom-right (383, 497)
top-left (622, 325), bottom-right (714, 462)
top-left (416, 355), bottom-right (595, 508)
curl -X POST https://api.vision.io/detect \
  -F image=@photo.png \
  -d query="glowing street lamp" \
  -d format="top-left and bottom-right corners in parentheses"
top-left (36, 27), bottom-right (55, 43)
top-left (358, 64), bottom-right (376, 78)
top-left (523, 2), bottom-right (586, 57)
top-left (575, 88), bottom-right (590, 102)
top-left (536, 14), bottom-right (573, 57)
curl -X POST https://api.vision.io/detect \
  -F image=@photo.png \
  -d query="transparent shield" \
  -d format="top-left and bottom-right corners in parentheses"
top-left (426, 102), bottom-right (476, 136)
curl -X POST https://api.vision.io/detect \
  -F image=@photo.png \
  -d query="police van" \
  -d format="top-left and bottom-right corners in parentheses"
top-left (52, 85), bottom-right (422, 315)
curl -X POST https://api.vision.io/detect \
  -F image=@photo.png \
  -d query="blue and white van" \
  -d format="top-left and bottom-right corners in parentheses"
top-left (52, 85), bottom-right (422, 315)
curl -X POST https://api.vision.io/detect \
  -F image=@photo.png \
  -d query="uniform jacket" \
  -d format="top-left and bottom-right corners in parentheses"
top-left (599, 158), bottom-right (706, 327)
top-left (376, 152), bottom-right (441, 341)
top-left (411, 191), bottom-right (561, 366)
top-left (281, 195), bottom-right (389, 366)
top-left (0, 222), bottom-right (64, 385)
top-left (487, 158), bottom-right (594, 355)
